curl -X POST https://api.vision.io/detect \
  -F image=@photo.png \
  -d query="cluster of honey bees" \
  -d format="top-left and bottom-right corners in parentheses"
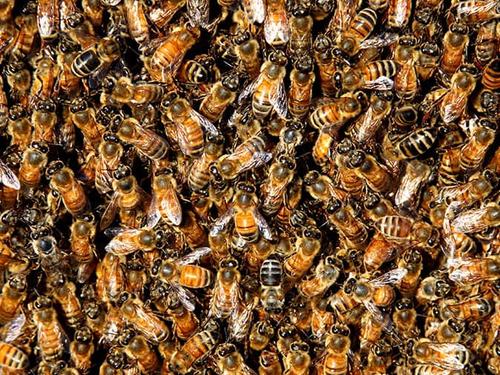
top-left (0, 0), bottom-right (498, 371)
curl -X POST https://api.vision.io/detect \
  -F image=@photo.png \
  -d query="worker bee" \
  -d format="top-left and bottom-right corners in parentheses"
top-left (393, 298), bottom-right (418, 339)
top-left (411, 340), bottom-right (470, 371)
top-left (70, 214), bottom-right (96, 276)
top-left (163, 93), bottom-right (219, 157)
top-left (166, 294), bottom-right (199, 340)
top-left (114, 116), bottom-right (168, 161)
top-left (150, 247), bottom-right (212, 311)
top-left (188, 133), bottom-right (224, 192)
top-left (288, 6), bottom-right (313, 58)
top-left (10, 11), bottom-right (38, 58)
top-left (234, 31), bottom-right (261, 79)
top-left (96, 253), bottom-right (126, 303)
top-left (288, 55), bottom-right (315, 119)
top-left (32, 296), bottom-right (68, 362)
top-left (448, 255), bottom-right (500, 285)
top-left (48, 272), bottom-right (84, 328)
top-left (56, 37), bottom-right (81, 97)
top-left (199, 73), bottom-right (240, 123)
top-left (64, 12), bottom-right (98, 49)
top-left (102, 76), bottom-right (164, 107)
top-left (395, 159), bottom-right (432, 210)
top-left (261, 155), bottom-right (296, 216)
top-left (258, 349), bottom-right (282, 374)
top-left (314, 34), bottom-right (338, 97)
top-left (416, 273), bottom-right (451, 305)
top-left (178, 55), bottom-right (219, 86)
top-left (117, 292), bottom-right (169, 343)
top-left (71, 36), bottom-right (121, 78)
top-left (263, 0), bottom-right (289, 46)
top-left (0, 274), bottom-right (27, 325)
top-left (69, 97), bottom-right (106, 150)
top-left (147, 169), bottom-right (182, 227)
top-left (122, 333), bottom-right (160, 374)
top-left (46, 161), bottom-right (88, 216)
top-left (435, 318), bottom-right (464, 343)
top-left (283, 341), bottom-right (311, 374)
top-left (441, 23), bottom-right (469, 76)
top-left (349, 91), bottom-right (392, 144)
top-left (451, 202), bottom-right (500, 234)
top-left (259, 257), bottom-right (285, 312)
top-left (317, 325), bottom-right (351, 375)
top-left (31, 99), bottom-right (57, 144)
top-left (393, 35), bottom-right (419, 99)
top-left (238, 51), bottom-right (287, 120)
top-left (6, 106), bottom-right (31, 151)
top-left (397, 249), bottom-right (423, 297)
top-left (249, 320), bottom-right (274, 351)
top-left (387, 0), bottom-right (412, 28)
top-left (144, 24), bottom-right (200, 83)
top-left (309, 91), bottom-right (367, 132)
top-left (458, 118), bottom-right (496, 172)
top-left (449, 0), bottom-right (499, 25)
top-left (215, 343), bottom-right (254, 374)
top-left (37, 0), bottom-right (59, 40)
top-left (0, 339), bottom-right (29, 374)
top-left (439, 65), bottom-right (479, 124)
top-left (284, 225), bottom-right (322, 281)
top-left (417, 42), bottom-right (441, 81)
top-left (482, 58), bottom-right (500, 90)
top-left (148, 0), bottom-right (185, 29)
top-left (70, 326), bottom-right (94, 374)
top-left (298, 255), bottom-right (340, 298)
top-left (211, 182), bottom-right (272, 244)
top-left (169, 321), bottom-right (219, 374)
top-left (95, 133), bottom-right (123, 195)
top-left (334, 60), bottom-right (398, 92)
top-left (209, 258), bottom-right (242, 319)
top-left (346, 150), bottom-right (392, 193)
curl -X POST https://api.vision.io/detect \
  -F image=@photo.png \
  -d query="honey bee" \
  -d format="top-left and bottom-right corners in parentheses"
top-left (334, 60), bottom-right (398, 92)
top-left (451, 202), bottom-right (500, 234)
top-left (0, 340), bottom-right (29, 373)
top-left (114, 116), bottom-right (168, 161)
top-left (448, 255), bottom-right (500, 285)
top-left (37, 0), bottom-right (59, 40)
top-left (95, 133), bottom-right (123, 195)
top-left (397, 249), bottom-right (423, 297)
top-left (234, 32), bottom-right (261, 79)
top-left (317, 325), bottom-right (351, 375)
top-left (261, 155), bottom-right (296, 216)
top-left (284, 226), bottom-right (322, 281)
top-left (166, 294), bottom-right (199, 340)
top-left (392, 298), bottom-right (418, 339)
top-left (123, 333), bottom-right (160, 374)
top-left (31, 99), bottom-right (57, 144)
top-left (70, 326), bottom-right (94, 374)
top-left (417, 42), bottom-right (441, 81)
top-left (144, 24), bottom-right (200, 83)
top-left (5, 62), bottom-right (31, 107)
top-left (395, 160), bottom-right (432, 210)
top-left (393, 35), bottom-right (419, 99)
top-left (365, 340), bottom-right (392, 374)
top-left (46, 161), bottom-right (88, 216)
top-left (482, 58), bottom-right (500, 90)
top-left (188, 134), bottom-right (224, 193)
top-left (440, 169), bottom-right (497, 209)
top-left (211, 182), bottom-right (272, 244)
top-left (148, 0), bottom-right (185, 29)
top-left (249, 320), bottom-right (274, 351)
top-left (258, 349), bottom-right (282, 374)
top-left (276, 323), bottom-right (301, 358)
top-left (287, 56), bottom-right (315, 120)
top-left (458, 118), bottom-right (496, 172)
top-left (103, 76), bottom-right (165, 106)
top-left (49, 272), bottom-right (84, 328)
top-left (67, 98), bottom-right (102, 150)
top-left (10, 11), bottom-right (38, 58)
top-left (117, 292), bottom-right (169, 343)
top-left (199, 74), bottom-right (239, 123)
top-left (346, 150), bottom-right (392, 193)
top-left (298, 255), bottom-right (340, 298)
top-left (488, 341), bottom-right (500, 374)
top-left (263, 0), bottom-right (289, 46)
top-left (55, 37), bottom-right (81, 97)
top-left (70, 214), bottom-right (96, 278)
top-left (82, 0), bottom-right (103, 27)
top-left (150, 247), bottom-right (212, 312)
top-left (376, 215), bottom-right (438, 250)
top-left (238, 51), bottom-right (287, 120)
top-left (438, 147), bottom-right (462, 186)
top-left (0, 0), bottom-right (14, 22)
top-left (387, 0), bottom-right (412, 28)
top-left (288, 6), bottom-right (313, 58)
top-left (214, 343), bottom-right (254, 374)
top-left (0, 274), bottom-right (27, 325)
top-left (169, 321), bottom-right (219, 374)
top-left (435, 319), bottom-right (465, 343)
top-left (284, 341), bottom-right (311, 374)
top-left (412, 340), bottom-right (470, 371)
top-left (30, 53), bottom-right (59, 101)
top-left (208, 258), bottom-right (242, 319)
top-left (163, 93), bottom-right (219, 157)
top-left (450, 0), bottom-right (499, 25)
top-left (179, 208), bottom-right (209, 249)
top-left (439, 66), bottom-right (478, 124)
top-left (96, 253), bottom-right (126, 303)
top-left (64, 12), bottom-right (98, 49)
top-left (123, 0), bottom-right (149, 47)
top-left (71, 36), bottom-right (121, 78)
top-left (178, 55), bottom-right (219, 86)
top-left (349, 91), bottom-right (392, 145)
top-left (259, 257), bottom-right (285, 312)
top-left (441, 23), bottom-right (469, 75)
top-left (309, 91), bottom-right (367, 132)
top-left (314, 34), bottom-right (338, 97)
top-left (147, 170), bottom-right (182, 227)
top-left (416, 274), bottom-right (451, 305)
top-left (32, 296), bottom-right (68, 362)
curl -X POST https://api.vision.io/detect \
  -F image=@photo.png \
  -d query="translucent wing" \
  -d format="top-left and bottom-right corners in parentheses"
top-left (2, 311), bottom-right (27, 343)
top-left (99, 192), bottom-right (119, 230)
top-left (187, 0), bottom-right (210, 28)
top-left (269, 80), bottom-right (288, 119)
top-left (364, 76), bottom-right (394, 90)
top-left (0, 161), bottom-right (20, 190)
top-left (440, 93), bottom-right (467, 124)
top-left (210, 207), bottom-right (234, 236)
top-left (192, 109), bottom-right (219, 135)
top-left (254, 209), bottom-right (273, 240)
top-left (363, 300), bottom-right (385, 325)
top-left (178, 247), bottom-right (212, 265)
top-left (132, 125), bottom-right (168, 160)
top-left (238, 74), bottom-right (264, 105)
top-left (425, 342), bottom-right (469, 370)
top-left (264, 11), bottom-right (289, 46)
top-left (105, 229), bottom-right (143, 255)
top-left (370, 268), bottom-right (407, 287)
top-left (176, 124), bottom-right (194, 156)
top-left (359, 32), bottom-right (399, 49)
top-left (244, 0), bottom-right (265, 23)
top-left (451, 207), bottom-right (491, 233)
top-left (146, 195), bottom-right (162, 228)
top-left (228, 301), bottom-right (255, 342)
top-left (239, 151), bottom-right (273, 174)
top-left (170, 283), bottom-right (196, 311)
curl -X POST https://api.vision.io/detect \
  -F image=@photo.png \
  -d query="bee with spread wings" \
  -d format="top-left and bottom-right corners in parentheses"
top-left (238, 51), bottom-right (288, 120)
top-left (151, 246), bottom-right (213, 312)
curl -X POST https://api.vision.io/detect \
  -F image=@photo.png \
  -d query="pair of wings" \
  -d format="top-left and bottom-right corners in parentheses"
top-left (0, 161), bottom-right (20, 190)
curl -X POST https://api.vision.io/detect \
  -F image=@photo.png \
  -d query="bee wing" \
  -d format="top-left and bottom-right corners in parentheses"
top-left (2, 311), bottom-right (27, 343)
top-left (244, 0), bottom-right (265, 23)
top-left (170, 283), bottom-right (197, 311)
top-left (0, 161), bottom-right (20, 190)
top-left (426, 343), bottom-right (468, 370)
top-left (228, 302), bottom-right (254, 342)
top-left (254, 208), bottom-right (273, 240)
top-left (105, 229), bottom-right (143, 255)
top-left (187, 0), bottom-right (209, 27)
top-left (370, 268), bottom-right (408, 287)
top-left (240, 151), bottom-right (273, 174)
top-left (440, 93), bottom-right (467, 124)
top-left (175, 124), bottom-right (194, 156)
top-left (210, 207), bottom-right (234, 236)
top-left (454, 0), bottom-right (496, 19)
top-left (99, 192), bottom-right (119, 230)
top-left (238, 74), bottom-right (264, 105)
top-left (451, 207), bottom-right (490, 233)
top-left (191, 108), bottom-right (219, 135)
top-left (178, 247), bottom-right (212, 265)
top-left (146, 194), bottom-right (162, 228)
top-left (363, 300), bottom-right (385, 325)
top-left (263, 11), bottom-right (289, 45)
top-left (363, 76), bottom-right (394, 90)
top-left (269, 80), bottom-right (288, 119)
top-left (133, 125), bottom-right (169, 160)
top-left (395, 163), bottom-right (429, 210)
top-left (359, 32), bottom-right (399, 49)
